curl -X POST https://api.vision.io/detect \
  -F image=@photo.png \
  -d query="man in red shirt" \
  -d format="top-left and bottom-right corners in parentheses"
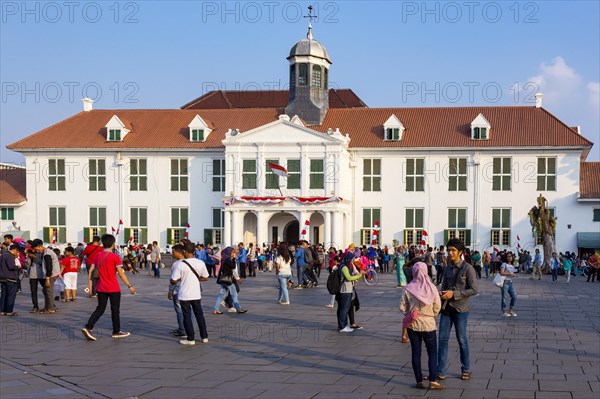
top-left (60, 246), bottom-right (80, 302)
top-left (588, 252), bottom-right (598, 283)
top-left (82, 234), bottom-right (136, 341)
top-left (80, 236), bottom-right (102, 297)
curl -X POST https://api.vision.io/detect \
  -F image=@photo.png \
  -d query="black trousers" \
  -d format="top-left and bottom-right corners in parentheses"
top-left (85, 292), bottom-right (121, 334)
top-left (29, 278), bottom-right (45, 309)
top-left (180, 299), bottom-right (208, 341)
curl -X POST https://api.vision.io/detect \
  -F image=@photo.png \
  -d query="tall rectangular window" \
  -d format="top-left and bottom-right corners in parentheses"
top-left (361, 208), bottom-right (381, 246)
top-left (88, 159), bottom-right (106, 191)
top-left (404, 208), bottom-right (424, 245)
top-left (212, 208), bottom-right (225, 245)
top-left (130, 208), bottom-right (148, 228)
top-left (265, 159), bottom-right (280, 189)
top-left (45, 206), bottom-right (66, 243)
top-left (128, 207), bottom-right (148, 244)
top-left (242, 159), bottom-right (257, 189)
top-left (1, 207), bottom-right (14, 220)
top-left (191, 129), bottom-right (204, 142)
top-left (170, 159), bottom-right (188, 191)
top-left (406, 158), bottom-right (424, 192)
top-left (50, 207), bottom-right (66, 227)
top-left (168, 207), bottom-right (189, 244)
top-left (310, 159), bottom-right (324, 189)
top-left (446, 208), bottom-right (471, 245)
top-left (48, 159), bottom-right (66, 191)
top-left (363, 159), bottom-right (381, 192)
top-left (449, 158), bottom-right (467, 191)
top-left (594, 209), bottom-right (600, 222)
top-left (130, 159), bottom-right (148, 191)
top-left (89, 207), bottom-right (107, 228)
top-left (491, 208), bottom-right (511, 246)
top-left (537, 157), bottom-right (556, 191)
top-left (492, 157), bottom-right (511, 191)
top-left (287, 159), bottom-right (300, 189)
top-left (212, 159), bottom-right (225, 192)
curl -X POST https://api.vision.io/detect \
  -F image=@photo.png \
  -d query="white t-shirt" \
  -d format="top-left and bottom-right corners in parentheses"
top-left (276, 255), bottom-right (292, 275)
top-left (170, 258), bottom-right (209, 301)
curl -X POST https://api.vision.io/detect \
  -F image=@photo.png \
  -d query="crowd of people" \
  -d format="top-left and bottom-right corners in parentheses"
top-left (1, 232), bottom-right (599, 389)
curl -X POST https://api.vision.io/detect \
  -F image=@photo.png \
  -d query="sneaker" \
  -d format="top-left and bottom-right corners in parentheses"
top-left (212, 310), bottom-right (223, 315)
top-left (202, 338), bottom-right (209, 343)
top-left (326, 304), bottom-right (334, 308)
top-left (180, 339), bottom-right (196, 345)
top-left (227, 308), bottom-right (237, 313)
top-left (294, 285), bottom-right (304, 289)
top-left (279, 301), bottom-right (290, 305)
top-left (502, 312), bottom-right (511, 317)
top-left (112, 331), bottom-right (131, 339)
top-left (82, 328), bottom-right (96, 341)
top-left (237, 309), bottom-right (248, 314)
top-left (339, 326), bottom-right (354, 333)
top-left (510, 310), bottom-right (518, 317)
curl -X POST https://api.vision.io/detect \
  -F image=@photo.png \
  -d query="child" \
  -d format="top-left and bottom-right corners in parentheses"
top-left (60, 247), bottom-right (80, 302)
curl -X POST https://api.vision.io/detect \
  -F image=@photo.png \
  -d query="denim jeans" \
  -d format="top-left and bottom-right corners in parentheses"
top-left (0, 281), bottom-right (18, 313)
top-left (214, 284), bottom-right (241, 311)
top-left (277, 274), bottom-right (291, 302)
top-left (501, 280), bottom-right (517, 310)
top-left (437, 306), bottom-right (470, 376)
top-left (86, 292), bottom-right (121, 334)
top-left (152, 262), bottom-right (160, 278)
top-left (336, 293), bottom-right (353, 330)
top-left (180, 299), bottom-right (207, 341)
top-left (173, 293), bottom-right (185, 334)
top-left (296, 265), bottom-right (304, 285)
top-left (408, 329), bottom-right (438, 383)
top-left (484, 263), bottom-right (489, 278)
top-left (552, 268), bottom-right (558, 281)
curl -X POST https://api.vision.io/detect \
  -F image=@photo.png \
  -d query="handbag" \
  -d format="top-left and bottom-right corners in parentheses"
top-left (218, 274), bottom-right (233, 286)
top-left (493, 273), bottom-right (505, 288)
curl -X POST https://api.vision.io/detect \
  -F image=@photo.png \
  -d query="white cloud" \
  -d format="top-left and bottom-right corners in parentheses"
top-left (528, 56), bottom-right (582, 105)
top-left (587, 81), bottom-right (600, 111)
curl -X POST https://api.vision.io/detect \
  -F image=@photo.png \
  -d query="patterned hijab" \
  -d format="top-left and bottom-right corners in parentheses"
top-left (405, 262), bottom-right (438, 305)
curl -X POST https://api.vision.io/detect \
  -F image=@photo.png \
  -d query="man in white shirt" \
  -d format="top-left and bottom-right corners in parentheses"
top-left (170, 243), bottom-right (209, 345)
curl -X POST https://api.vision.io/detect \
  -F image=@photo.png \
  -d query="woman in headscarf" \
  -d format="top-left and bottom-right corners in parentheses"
top-left (399, 262), bottom-right (443, 389)
top-left (213, 247), bottom-right (247, 314)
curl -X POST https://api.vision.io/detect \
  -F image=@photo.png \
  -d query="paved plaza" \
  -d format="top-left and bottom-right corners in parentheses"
top-left (1, 269), bottom-right (599, 399)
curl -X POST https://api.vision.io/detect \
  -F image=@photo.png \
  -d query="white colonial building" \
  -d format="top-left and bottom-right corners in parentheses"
top-left (2, 26), bottom-right (600, 253)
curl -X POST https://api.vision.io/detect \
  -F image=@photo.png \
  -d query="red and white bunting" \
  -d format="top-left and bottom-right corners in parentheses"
top-left (290, 196), bottom-right (343, 204)
top-left (268, 162), bottom-right (288, 177)
top-left (185, 223), bottom-right (190, 239)
top-left (371, 220), bottom-right (380, 245)
top-left (300, 220), bottom-right (310, 240)
top-left (224, 196), bottom-right (343, 206)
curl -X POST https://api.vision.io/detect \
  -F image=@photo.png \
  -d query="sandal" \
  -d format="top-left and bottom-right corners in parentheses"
top-left (29, 308), bottom-right (39, 313)
top-left (429, 381), bottom-right (444, 389)
top-left (4, 312), bottom-right (18, 316)
top-left (38, 309), bottom-right (51, 314)
top-left (212, 311), bottom-right (223, 315)
top-left (461, 371), bottom-right (472, 380)
top-left (401, 337), bottom-right (409, 343)
top-left (437, 375), bottom-right (447, 381)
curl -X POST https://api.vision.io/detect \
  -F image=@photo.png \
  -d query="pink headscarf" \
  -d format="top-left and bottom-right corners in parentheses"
top-left (405, 262), bottom-right (438, 305)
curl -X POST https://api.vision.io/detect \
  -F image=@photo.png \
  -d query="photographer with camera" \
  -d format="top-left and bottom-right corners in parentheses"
top-left (437, 238), bottom-right (478, 382)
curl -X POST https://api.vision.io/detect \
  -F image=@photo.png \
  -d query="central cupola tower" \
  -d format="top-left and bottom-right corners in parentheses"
top-left (285, 20), bottom-right (331, 126)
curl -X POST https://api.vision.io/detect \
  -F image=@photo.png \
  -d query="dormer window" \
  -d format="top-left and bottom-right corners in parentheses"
top-left (188, 115), bottom-right (211, 142)
top-left (191, 129), bottom-right (204, 142)
top-left (108, 129), bottom-right (121, 141)
top-left (471, 113), bottom-right (491, 140)
top-left (105, 115), bottom-right (130, 141)
top-left (383, 114), bottom-right (404, 141)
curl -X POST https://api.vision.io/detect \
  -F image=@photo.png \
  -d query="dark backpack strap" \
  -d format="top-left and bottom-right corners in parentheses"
top-left (182, 260), bottom-right (203, 292)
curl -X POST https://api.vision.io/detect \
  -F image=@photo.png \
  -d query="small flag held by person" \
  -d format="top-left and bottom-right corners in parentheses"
top-left (300, 220), bottom-right (310, 239)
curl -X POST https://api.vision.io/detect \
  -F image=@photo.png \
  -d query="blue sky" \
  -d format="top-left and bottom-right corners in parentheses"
top-left (1, 0), bottom-right (599, 163)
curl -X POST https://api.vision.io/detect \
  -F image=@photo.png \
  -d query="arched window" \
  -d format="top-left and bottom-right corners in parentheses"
top-left (289, 65), bottom-right (296, 90)
top-left (298, 63), bottom-right (308, 86)
top-left (312, 65), bottom-right (322, 88)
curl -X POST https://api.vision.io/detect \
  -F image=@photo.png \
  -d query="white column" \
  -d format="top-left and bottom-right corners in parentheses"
top-left (299, 210), bottom-right (309, 242)
top-left (332, 211), bottom-right (343, 249)
top-left (256, 210), bottom-right (267, 248)
top-left (324, 211), bottom-right (332, 248)
top-left (224, 210), bottom-right (231, 247)
top-left (231, 210), bottom-right (241, 245)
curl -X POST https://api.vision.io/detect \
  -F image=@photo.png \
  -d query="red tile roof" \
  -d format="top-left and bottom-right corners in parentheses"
top-left (7, 106), bottom-right (593, 151)
top-left (0, 166), bottom-right (26, 205)
top-left (580, 162), bottom-right (600, 199)
top-left (181, 89), bottom-right (367, 109)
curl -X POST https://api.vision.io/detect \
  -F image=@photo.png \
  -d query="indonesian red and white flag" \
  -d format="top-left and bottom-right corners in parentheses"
top-left (185, 223), bottom-right (190, 239)
top-left (517, 243), bottom-right (521, 249)
top-left (517, 234), bottom-right (521, 241)
top-left (300, 220), bottom-right (310, 239)
top-left (116, 219), bottom-right (123, 235)
top-left (129, 235), bottom-right (134, 244)
top-left (51, 231), bottom-right (57, 245)
top-left (268, 162), bottom-right (288, 177)
top-left (371, 220), bottom-right (380, 245)
top-left (493, 247), bottom-right (499, 252)
top-left (421, 239), bottom-right (427, 246)
top-left (422, 230), bottom-right (429, 237)
top-left (111, 226), bottom-right (116, 234)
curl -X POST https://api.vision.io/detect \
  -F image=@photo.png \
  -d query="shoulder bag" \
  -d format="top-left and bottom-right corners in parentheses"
top-left (182, 260), bottom-right (205, 291)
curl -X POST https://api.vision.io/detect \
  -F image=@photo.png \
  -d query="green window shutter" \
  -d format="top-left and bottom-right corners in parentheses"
top-left (0, 208), bottom-right (5, 220)
top-left (141, 228), bottom-right (148, 245)
top-left (90, 208), bottom-right (97, 226)
top-left (7, 208), bottom-right (13, 220)
top-left (393, 128), bottom-right (399, 140)
top-left (465, 229), bottom-right (472, 246)
top-left (404, 230), bottom-right (409, 245)
top-left (99, 208), bottom-right (106, 226)
top-left (444, 230), bottom-right (449, 246)
top-left (287, 159), bottom-right (300, 189)
top-left (492, 176), bottom-right (501, 191)
top-left (58, 227), bottom-right (67, 243)
top-left (204, 229), bottom-right (213, 245)
top-left (407, 177), bottom-right (415, 192)
top-left (416, 177), bottom-right (424, 192)
top-left (458, 209), bottom-right (466, 228)
top-left (448, 209), bottom-right (456, 228)
top-left (416, 209), bottom-right (424, 228)
top-left (502, 209), bottom-right (511, 228)
top-left (49, 159), bottom-right (56, 175)
top-left (212, 208), bottom-right (222, 228)
top-left (140, 176), bottom-right (147, 191)
top-left (459, 158), bottom-right (467, 174)
top-left (449, 158), bottom-right (457, 175)
top-left (167, 228), bottom-right (174, 245)
top-left (310, 159), bottom-right (324, 189)
top-left (171, 159), bottom-right (179, 175)
top-left (364, 159), bottom-right (372, 175)
top-left (449, 176), bottom-right (457, 191)
top-left (537, 158), bottom-right (545, 174)
top-left (458, 176), bottom-right (467, 191)
top-left (406, 159), bottom-right (415, 175)
top-left (548, 157), bottom-right (556, 174)
top-left (373, 209), bottom-right (381, 224)
top-left (493, 158), bottom-right (500, 174)
top-left (57, 159), bottom-right (65, 175)
top-left (373, 177), bottom-right (381, 192)
top-left (416, 159), bottom-right (424, 175)
top-left (140, 209), bottom-right (148, 227)
top-left (481, 128), bottom-right (487, 139)
top-left (181, 208), bottom-right (189, 227)
top-left (131, 209), bottom-right (138, 227)
top-left (171, 208), bottom-right (179, 227)
top-left (266, 159), bottom-right (279, 189)
top-left (363, 176), bottom-right (371, 191)
top-left (406, 209), bottom-right (414, 228)
top-left (537, 176), bottom-right (545, 191)
top-left (593, 209), bottom-right (600, 222)
top-left (83, 228), bottom-right (91, 244)
top-left (124, 228), bottom-right (131, 244)
top-left (99, 228), bottom-right (106, 236)
top-left (58, 176), bottom-right (66, 191)
top-left (363, 209), bottom-right (371, 228)
top-left (98, 176), bottom-right (106, 191)
top-left (49, 208), bottom-right (57, 226)
top-left (547, 176), bottom-right (556, 191)
top-left (502, 176), bottom-right (511, 191)
top-left (43, 227), bottom-right (50, 243)
top-left (373, 159), bottom-right (381, 175)
top-left (130, 176), bottom-right (138, 191)
top-left (171, 176), bottom-right (178, 191)
top-left (492, 209), bottom-right (500, 228)
top-left (242, 160), bottom-right (257, 189)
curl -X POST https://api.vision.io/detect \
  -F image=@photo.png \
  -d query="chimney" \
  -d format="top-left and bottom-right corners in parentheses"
top-left (82, 98), bottom-right (94, 112)
top-left (535, 92), bottom-right (543, 108)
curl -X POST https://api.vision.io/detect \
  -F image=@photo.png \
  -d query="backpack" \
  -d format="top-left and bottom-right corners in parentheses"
top-left (327, 267), bottom-right (343, 295)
